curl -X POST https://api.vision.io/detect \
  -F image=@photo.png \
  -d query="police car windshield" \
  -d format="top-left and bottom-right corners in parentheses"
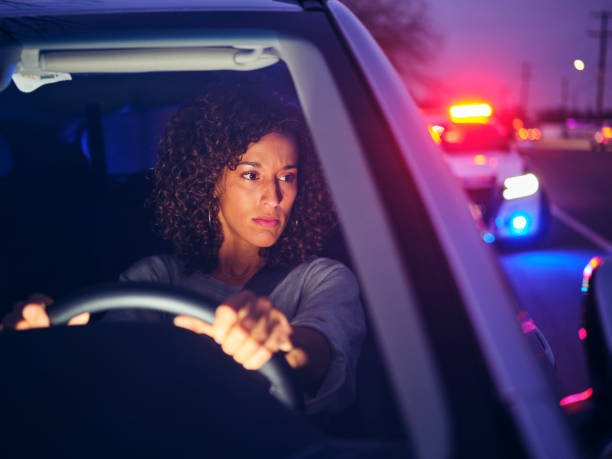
top-left (441, 124), bottom-right (509, 153)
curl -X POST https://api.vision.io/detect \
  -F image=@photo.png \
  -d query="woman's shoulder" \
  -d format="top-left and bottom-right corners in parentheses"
top-left (287, 256), bottom-right (358, 290)
top-left (296, 256), bottom-right (353, 274)
top-left (119, 253), bottom-right (183, 283)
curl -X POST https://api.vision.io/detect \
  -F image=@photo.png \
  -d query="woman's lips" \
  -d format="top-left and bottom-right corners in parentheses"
top-left (253, 217), bottom-right (280, 227)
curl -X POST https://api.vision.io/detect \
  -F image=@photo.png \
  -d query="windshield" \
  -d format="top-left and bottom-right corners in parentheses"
top-left (441, 123), bottom-right (510, 153)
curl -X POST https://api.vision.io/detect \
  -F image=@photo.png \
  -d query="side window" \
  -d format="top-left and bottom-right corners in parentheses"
top-left (100, 106), bottom-right (176, 176)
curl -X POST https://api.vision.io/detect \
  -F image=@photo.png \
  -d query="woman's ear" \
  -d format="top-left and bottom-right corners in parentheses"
top-left (213, 172), bottom-right (225, 199)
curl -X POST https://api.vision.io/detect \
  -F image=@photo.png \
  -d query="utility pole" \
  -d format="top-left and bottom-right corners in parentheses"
top-left (589, 11), bottom-right (612, 118)
top-left (561, 76), bottom-right (569, 114)
top-left (519, 61), bottom-right (531, 118)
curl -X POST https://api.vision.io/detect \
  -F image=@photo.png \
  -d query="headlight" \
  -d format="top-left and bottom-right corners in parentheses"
top-left (502, 173), bottom-right (539, 200)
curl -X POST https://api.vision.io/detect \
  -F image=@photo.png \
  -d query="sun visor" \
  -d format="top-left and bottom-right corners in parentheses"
top-left (11, 46), bottom-right (279, 93)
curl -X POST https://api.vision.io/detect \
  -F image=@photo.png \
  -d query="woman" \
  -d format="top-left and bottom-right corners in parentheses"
top-left (2, 83), bottom-right (365, 414)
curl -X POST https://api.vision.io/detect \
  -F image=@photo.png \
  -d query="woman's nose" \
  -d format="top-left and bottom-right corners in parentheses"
top-left (261, 178), bottom-right (282, 206)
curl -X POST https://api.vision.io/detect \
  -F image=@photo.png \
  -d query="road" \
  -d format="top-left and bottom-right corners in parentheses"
top-left (498, 147), bottom-right (612, 398)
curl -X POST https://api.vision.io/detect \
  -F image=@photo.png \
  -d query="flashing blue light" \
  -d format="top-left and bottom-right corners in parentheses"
top-left (508, 212), bottom-right (531, 236)
top-left (512, 215), bottom-right (528, 230)
top-left (482, 232), bottom-right (496, 243)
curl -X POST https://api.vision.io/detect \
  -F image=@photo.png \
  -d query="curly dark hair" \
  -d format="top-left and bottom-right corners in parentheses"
top-left (149, 83), bottom-right (336, 274)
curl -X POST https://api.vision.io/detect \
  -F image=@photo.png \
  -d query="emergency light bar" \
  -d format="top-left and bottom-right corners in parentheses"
top-left (449, 103), bottom-right (492, 123)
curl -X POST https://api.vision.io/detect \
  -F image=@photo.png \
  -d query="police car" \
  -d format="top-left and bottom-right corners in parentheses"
top-left (429, 103), bottom-right (549, 244)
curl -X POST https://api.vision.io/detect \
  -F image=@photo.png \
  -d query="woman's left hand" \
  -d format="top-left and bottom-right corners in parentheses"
top-left (174, 290), bottom-right (295, 370)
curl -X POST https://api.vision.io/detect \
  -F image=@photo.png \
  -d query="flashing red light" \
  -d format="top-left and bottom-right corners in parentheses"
top-left (428, 125), bottom-right (443, 144)
top-left (512, 118), bottom-right (524, 130)
top-left (583, 256), bottom-right (603, 280)
top-left (560, 388), bottom-right (593, 406)
top-left (443, 129), bottom-right (462, 143)
top-left (578, 328), bottom-right (587, 340)
top-left (533, 128), bottom-right (542, 140)
top-left (521, 319), bottom-right (536, 334)
top-left (582, 257), bottom-right (603, 293)
top-left (449, 103), bottom-right (492, 123)
top-left (527, 128), bottom-right (542, 141)
top-left (431, 125), bottom-right (444, 136)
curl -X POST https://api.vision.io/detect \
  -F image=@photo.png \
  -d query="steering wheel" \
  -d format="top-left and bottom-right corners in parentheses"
top-left (47, 282), bottom-right (303, 411)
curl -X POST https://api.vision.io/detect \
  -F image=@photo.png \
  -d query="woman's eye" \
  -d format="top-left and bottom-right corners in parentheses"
top-left (280, 173), bottom-right (296, 183)
top-left (242, 171), bottom-right (259, 181)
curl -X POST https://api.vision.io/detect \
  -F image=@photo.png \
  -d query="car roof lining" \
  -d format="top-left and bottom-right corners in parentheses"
top-left (0, 0), bottom-right (304, 17)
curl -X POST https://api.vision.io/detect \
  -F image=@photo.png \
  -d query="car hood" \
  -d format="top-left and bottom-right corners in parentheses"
top-left (444, 150), bottom-right (525, 187)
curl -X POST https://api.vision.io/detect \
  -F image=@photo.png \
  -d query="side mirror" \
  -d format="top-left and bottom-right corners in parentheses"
top-left (581, 257), bottom-right (612, 407)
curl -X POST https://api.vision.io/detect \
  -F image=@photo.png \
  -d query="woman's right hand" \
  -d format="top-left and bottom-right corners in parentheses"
top-left (0, 294), bottom-right (90, 331)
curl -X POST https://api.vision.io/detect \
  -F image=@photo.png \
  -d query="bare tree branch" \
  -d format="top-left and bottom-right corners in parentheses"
top-left (343, 0), bottom-right (440, 88)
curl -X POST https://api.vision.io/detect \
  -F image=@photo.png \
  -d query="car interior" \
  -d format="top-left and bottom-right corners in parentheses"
top-left (0, 11), bottom-right (562, 456)
top-left (0, 62), bottom-right (409, 451)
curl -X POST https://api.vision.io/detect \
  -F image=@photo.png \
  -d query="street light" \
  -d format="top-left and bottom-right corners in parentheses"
top-left (574, 59), bottom-right (585, 71)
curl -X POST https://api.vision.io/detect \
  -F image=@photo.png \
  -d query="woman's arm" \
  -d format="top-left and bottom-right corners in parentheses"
top-left (288, 325), bottom-right (331, 392)
top-left (286, 258), bottom-right (366, 413)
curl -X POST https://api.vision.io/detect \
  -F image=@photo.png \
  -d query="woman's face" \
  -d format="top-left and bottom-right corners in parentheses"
top-left (216, 132), bottom-right (299, 251)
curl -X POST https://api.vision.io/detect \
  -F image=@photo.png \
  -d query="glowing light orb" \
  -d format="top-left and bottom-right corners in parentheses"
top-left (512, 215), bottom-right (528, 230)
top-left (574, 59), bottom-right (585, 71)
top-left (482, 232), bottom-right (495, 244)
top-left (503, 173), bottom-right (539, 200)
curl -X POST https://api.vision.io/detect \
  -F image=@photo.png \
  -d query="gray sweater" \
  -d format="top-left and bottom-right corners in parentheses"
top-left (115, 255), bottom-right (366, 414)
